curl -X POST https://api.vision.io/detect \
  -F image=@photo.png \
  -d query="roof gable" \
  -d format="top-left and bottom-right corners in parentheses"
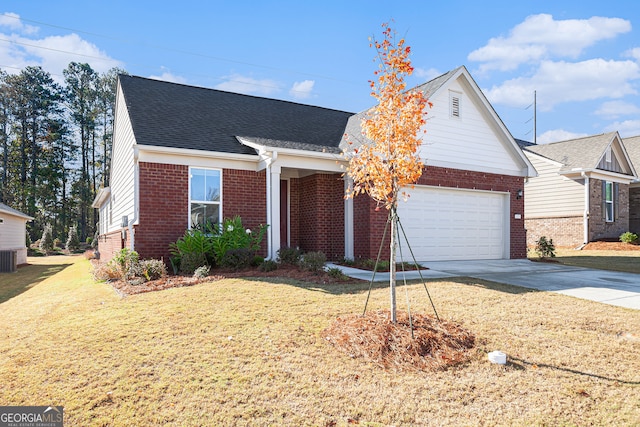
top-left (524, 132), bottom-right (635, 176)
top-left (0, 203), bottom-right (33, 220)
top-left (623, 135), bottom-right (640, 178)
top-left (118, 75), bottom-right (354, 156)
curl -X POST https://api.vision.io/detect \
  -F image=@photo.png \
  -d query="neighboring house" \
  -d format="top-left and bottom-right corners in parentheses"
top-left (520, 132), bottom-right (637, 247)
top-left (0, 202), bottom-right (34, 266)
top-left (93, 66), bottom-right (536, 264)
top-left (622, 135), bottom-right (640, 234)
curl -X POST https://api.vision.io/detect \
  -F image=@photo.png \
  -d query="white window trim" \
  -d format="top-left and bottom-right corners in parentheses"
top-left (188, 166), bottom-right (223, 229)
top-left (605, 181), bottom-right (614, 223)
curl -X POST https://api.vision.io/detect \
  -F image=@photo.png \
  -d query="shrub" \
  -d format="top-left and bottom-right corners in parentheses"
top-left (209, 216), bottom-right (267, 264)
top-left (193, 265), bottom-right (210, 279)
top-left (220, 248), bottom-right (255, 270)
top-left (259, 259), bottom-right (278, 272)
top-left (139, 259), bottom-right (167, 281)
top-left (54, 238), bottom-right (62, 249)
top-left (300, 251), bottom-right (327, 272)
top-left (252, 255), bottom-right (265, 266)
top-left (66, 226), bottom-right (80, 252)
top-left (169, 229), bottom-right (212, 274)
top-left (91, 230), bottom-right (99, 249)
top-left (620, 232), bottom-right (638, 244)
top-left (111, 248), bottom-right (140, 280)
top-left (327, 267), bottom-right (347, 280)
top-left (92, 263), bottom-right (121, 282)
top-left (39, 224), bottom-right (54, 254)
top-left (341, 258), bottom-right (355, 266)
top-left (277, 246), bottom-right (302, 265)
top-left (535, 236), bottom-right (556, 259)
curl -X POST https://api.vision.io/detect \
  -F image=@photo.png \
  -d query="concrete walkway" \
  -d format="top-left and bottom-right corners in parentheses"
top-left (327, 259), bottom-right (640, 310)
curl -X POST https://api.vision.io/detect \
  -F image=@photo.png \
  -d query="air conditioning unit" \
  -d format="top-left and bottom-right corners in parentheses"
top-left (0, 250), bottom-right (17, 273)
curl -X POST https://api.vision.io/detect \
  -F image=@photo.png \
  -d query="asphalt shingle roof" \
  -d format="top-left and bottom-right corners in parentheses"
top-left (0, 202), bottom-right (33, 220)
top-left (119, 75), bottom-right (354, 156)
top-left (622, 135), bottom-right (640, 177)
top-left (523, 132), bottom-right (619, 172)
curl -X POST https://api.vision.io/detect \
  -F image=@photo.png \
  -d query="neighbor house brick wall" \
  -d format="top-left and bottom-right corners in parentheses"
top-left (525, 216), bottom-right (583, 247)
top-left (353, 166), bottom-right (527, 260)
top-left (629, 186), bottom-right (640, 234)
top-left (589, 178), bottom-right (629, 241)
top-left (297, 173), bottom-right (345, 260)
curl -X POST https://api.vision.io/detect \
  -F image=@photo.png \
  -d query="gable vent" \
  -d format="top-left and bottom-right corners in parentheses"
top-left (451, 94), bottom-right (460, 118)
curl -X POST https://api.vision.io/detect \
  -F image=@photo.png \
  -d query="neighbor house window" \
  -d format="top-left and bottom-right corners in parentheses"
top-left (604, 181), bottom-right (614, 222)
top-left (190, 168), bottom-right (221, 229)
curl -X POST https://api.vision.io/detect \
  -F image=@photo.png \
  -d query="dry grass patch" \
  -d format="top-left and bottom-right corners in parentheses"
top-left (1, 257), bottom-right (639, 426)
top-left (530, 243), bottom-right (640, 274)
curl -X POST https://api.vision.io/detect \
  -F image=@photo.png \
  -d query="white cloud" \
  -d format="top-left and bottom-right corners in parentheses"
top-left (484, 59), bottom-right (640, 110)
top-left (624, 47), bottom-right (640, 61)
top-left (0, 12), bottom-right (38, 35)
top-left (289, 79), bottom-right (314, 99)
top-left (413, 67), bottom-right (441, 81)
top-left (594, 100), bottom-right (640, 119)
top-left (148, 68), bottom-right (187, 84)
top-left (537, 129), bottom-right (589, 144)
top-left (605, 119), bottom-right (640, 137)
top-left (469, 14), bottom-right (631, 71)
top-left (215, 74), bottom-right (281, 96)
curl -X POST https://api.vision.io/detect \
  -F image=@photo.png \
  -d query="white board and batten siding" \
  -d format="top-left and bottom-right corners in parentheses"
top-left (422, 77), bottom-right (527, 177)
top-left (524, 153), bottom-right (584, 219)
top-left (398, 186), bottom-right (508, 262)
top-left (106, 84), bottom-right (138, 234)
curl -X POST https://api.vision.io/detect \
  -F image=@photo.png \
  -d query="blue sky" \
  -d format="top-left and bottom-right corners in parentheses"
top-left (2, 0), bottom-right (640, 143)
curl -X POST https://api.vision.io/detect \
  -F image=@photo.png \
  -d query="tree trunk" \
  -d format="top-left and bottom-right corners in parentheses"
top-left (389, 207), bottom-right (397, 323)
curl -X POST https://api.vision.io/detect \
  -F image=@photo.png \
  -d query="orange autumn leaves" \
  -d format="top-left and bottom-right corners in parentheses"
top-left (344, 24), bottom-right (430, 210)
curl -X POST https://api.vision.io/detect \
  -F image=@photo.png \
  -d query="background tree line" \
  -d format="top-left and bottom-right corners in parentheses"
top-left (0, 62), bottom-right (125, 244)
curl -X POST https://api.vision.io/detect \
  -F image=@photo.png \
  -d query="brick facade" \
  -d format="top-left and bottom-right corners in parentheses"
top-left (627, 186), bottom-right (640, 235)
top-left (524, 178), bottom-right (631, 247)
top-left (295, 173), bottom-right (345, 260)
top-left (353, 165), bottom-right (527, 260)
top-left (97, 229), bottom-right (126, 262)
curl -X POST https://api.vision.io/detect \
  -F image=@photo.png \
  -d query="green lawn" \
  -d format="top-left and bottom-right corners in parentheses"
top-left (1, 256), bottom-right (639, 426)
top-left (530, 247), bottom-right (640, 274)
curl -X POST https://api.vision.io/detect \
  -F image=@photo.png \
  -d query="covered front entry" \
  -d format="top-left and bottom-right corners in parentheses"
top-left (397, 186), bottom-right (508, 261)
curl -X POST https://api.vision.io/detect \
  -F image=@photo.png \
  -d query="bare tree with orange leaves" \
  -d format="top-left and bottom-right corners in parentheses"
top-left (343, 23), bottom-right (431, 323)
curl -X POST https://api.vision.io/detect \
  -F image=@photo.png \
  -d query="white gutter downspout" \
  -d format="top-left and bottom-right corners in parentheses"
top-left (582, 172), bottom-right (589, 245)
top-left (263, 151), bottom-right (277, 260)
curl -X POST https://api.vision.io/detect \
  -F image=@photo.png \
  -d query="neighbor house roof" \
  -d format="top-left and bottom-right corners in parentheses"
top-left (0, 202), bottom-right (33, 220)
top-left (118, 75), bottom-right (354, 156)
top-left (623, 135), bottom-right (640, 181)
top-left (523, 132), bottom-right (633, 174)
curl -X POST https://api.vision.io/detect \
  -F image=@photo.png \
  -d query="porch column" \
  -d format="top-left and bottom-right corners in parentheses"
top-left (344, 177), bottom-right (354, 259)
top-left (268, 163), bottom-right (282, 259)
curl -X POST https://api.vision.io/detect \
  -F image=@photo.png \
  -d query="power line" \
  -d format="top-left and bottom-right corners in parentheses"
top-left (0, 12), bottom-right (358, 85)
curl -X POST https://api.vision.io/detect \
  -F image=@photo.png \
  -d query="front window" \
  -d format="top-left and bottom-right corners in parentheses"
top-left (604, 181), bottom-right (614, 222)
top-left (190, 168), bottom-right (221, 229)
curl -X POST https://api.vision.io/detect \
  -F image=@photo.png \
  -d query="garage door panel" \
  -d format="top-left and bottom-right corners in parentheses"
top-left (398, 186), bottom-right (506, 261)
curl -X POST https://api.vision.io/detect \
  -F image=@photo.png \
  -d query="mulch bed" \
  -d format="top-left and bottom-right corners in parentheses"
top-left (102, 264), bottom-right (361, 297)
top-left (582, 241), bottom-right (640, 251)
top-left (322, 310), bottom-right (476, 372)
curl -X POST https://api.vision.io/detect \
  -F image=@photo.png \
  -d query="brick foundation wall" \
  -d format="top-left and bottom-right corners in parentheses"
top-left (297, 173), bottom-right (345, 260)
top-left (97, 229), bottom-right (125, 262)
top-left (525, 216), bottom-right (583, 247)
top-left (353, 165), bottom-right (527, 260)
top-left (628, 186), bottom-right (640, 234)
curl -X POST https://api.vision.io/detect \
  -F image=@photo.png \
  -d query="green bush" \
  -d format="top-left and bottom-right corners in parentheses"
top-left (620, 232), bottom-right (638, 244)
top-left (300, 251), bottom-right (327, 272)
top-left (169, 228), bottom-right (212, 274)
top-left (220, 248), bottom-right (255, 270)
top-left (252, 255), bottom-right (265, 266)
top-left (277, 246), bottom-right (302, 265)
top-left (327, 267), bottom-right (347, 279)
top-left (259, 259), bottom-right (278, 272)
top-left (139, 259), bottom-right (167, 281)
top-left (111, 248), bottom-right (140, 280)
top-left (66, 226), bottom-right (80, 252)
top-left (535, 236), bottom-right (556, 259)
top-left (209, 216), bottom-right (267, 264)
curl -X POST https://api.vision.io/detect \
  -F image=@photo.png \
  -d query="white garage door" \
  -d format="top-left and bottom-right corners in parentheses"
top-left (397, 186), bottom-right (507, 261)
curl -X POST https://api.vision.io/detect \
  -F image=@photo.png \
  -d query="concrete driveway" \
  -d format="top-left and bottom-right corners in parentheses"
top-left (328, 259), bottom-right (640, 310)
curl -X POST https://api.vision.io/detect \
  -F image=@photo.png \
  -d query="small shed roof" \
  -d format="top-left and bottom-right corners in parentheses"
top-left (0, 203), bottom-right (33, 221)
